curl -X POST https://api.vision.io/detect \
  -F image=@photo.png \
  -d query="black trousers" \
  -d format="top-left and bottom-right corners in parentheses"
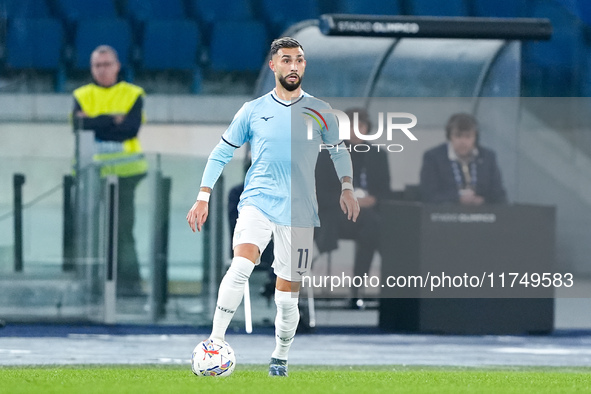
top-left (116, 174), bottom-right (145, 287)
top-left (339, 206), bottom-right (381, 298)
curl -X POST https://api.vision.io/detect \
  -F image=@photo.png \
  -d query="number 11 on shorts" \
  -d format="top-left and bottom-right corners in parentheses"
top-left (297, 248), bottom-right (309, 269)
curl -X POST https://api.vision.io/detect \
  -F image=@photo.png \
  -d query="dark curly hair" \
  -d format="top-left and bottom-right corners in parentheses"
top-left (270, 37), bottom-right (303, 56)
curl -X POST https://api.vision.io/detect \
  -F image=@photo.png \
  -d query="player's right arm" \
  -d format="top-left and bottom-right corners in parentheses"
top-left (187, 186), bottom-right (212, 232)
top-left (187, 102), bottom-right (251, 232)
top-left (186, 140), bottom-right (237, 232)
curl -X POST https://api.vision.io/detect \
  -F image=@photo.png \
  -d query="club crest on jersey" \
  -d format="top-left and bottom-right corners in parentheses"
top-left (302, 107), bottom-right (329, 138)
top-left (303, 108), bottom-right (418, 142)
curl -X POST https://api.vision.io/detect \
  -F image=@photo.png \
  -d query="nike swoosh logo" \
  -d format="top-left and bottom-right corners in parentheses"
top-left (261, 116), bottom-right (274, 121)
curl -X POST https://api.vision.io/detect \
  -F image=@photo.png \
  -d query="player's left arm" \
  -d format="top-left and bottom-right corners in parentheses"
top-left (331, 151), bottom-right (359, 222)
top-left (339, 175), bottom-right (359, 222)
top-left (319, 104), bottom-right (359, 221)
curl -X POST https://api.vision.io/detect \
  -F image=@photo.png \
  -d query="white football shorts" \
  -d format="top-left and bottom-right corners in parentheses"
top-left (232, 205), bottom-right (314, 282)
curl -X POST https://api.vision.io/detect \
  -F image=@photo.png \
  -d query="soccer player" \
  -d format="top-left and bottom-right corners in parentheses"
top-left (186, 37), bottom-right (359, 376)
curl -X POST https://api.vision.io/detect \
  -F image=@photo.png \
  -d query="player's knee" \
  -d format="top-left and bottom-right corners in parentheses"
top-left (224, 256), bottom-right (255, 286)
top-left (274, 288), bottom-right (299, 310)
top-left (234, 243), bottom-right (260, 262)
top-left (276, 278), bottom-right (301, 293)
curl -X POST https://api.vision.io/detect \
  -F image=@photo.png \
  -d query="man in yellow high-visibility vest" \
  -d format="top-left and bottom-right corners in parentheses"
top-left (73, 45), bottom-right (148, 296)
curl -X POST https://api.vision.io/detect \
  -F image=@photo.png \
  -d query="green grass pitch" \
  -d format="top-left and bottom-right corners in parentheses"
top-left (1, 365), bottom-right (590, 394)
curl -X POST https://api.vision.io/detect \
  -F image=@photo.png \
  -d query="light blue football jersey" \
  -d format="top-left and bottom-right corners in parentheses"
top-left (201, 90), bottom-right (352, 227)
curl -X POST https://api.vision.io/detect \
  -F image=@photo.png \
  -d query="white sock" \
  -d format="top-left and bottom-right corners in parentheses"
top-left (271, 289), bottom-right (300, 361)
top-left (210, 256), bottom-right (255, 341)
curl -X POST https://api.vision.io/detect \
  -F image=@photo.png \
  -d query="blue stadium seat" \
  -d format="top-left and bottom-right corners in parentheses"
top-left (54, 0), bottom-right (117, 22)
top-left (188, 0), bottom-right (253, 27)
top-left (472, 0), bottom-right (527, 17)
top-left (141, 19), bottom-right (202, 93)
top-left (259, 0), bottom-right (318, 36)
top-left (5, 17), bottom-right (66, 91)
top-left (4, 0), bottom-right (52, 18)
top-left (523, 0), bottom-right (584, 95)
top-left (125, 0), bottom-right (186, 22)
top-left (526, 1), bottom-right (583, 69)
top-left (575, 0), bottom-right (591, 26)
top-left (6, 18), bottom-right (64, 69)
top-left (209, 21), bottom-right (267, 72)
top-left (552, 0), bottom-right (583, 21)
top-left (74, 19), bottom-right (132, 70)
top-left (408, 0), bottom-right (468, 16)
top-left (582, 47), bottom-right (591, 97)
top-left (142, 20), bottom-right (199, 70)
top-left (336, 0), bottom-right (402, 16)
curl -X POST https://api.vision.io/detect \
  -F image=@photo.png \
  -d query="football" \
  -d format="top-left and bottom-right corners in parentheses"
top-left (191, 338), bottom-right (236, 377)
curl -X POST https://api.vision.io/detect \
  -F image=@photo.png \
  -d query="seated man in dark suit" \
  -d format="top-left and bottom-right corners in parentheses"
top-left (420, 113), bottom-right (507, 205)
top-left (315, 108), bottom-right (393, 309)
